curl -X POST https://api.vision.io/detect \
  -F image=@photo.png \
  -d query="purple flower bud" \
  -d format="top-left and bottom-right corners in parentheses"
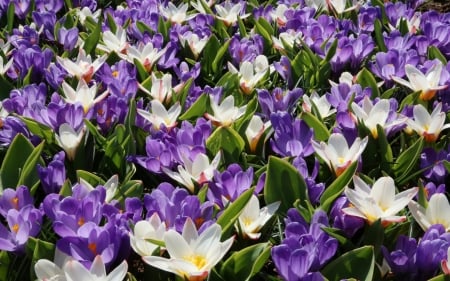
top-left (58, 27), bottom-right (79, 51)
top-left (37, 151), bottom-right (66, 194)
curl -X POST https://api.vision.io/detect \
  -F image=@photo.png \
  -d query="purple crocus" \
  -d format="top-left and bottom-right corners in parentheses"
top-left (229, 34), bottom-right (264, 65)
top-left (420, 147), bottom-right (450, 184)
top-left (58, 27), bottom-right (79, 51)
top-left (270, 112), bottom-right (314, 158)
top-left (0, 206), bottom-right (42, 253)
top-left (208, 164), bottom-right (255, 208)
top-left (272, 209), bottom-right (337, 281)
top-left (258, 88), bottom-right (303, 118)
top-left (37, 151), bottom-right (66, 194)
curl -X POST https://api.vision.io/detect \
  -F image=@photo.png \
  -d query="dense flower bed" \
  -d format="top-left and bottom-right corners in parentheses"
top-left (0, 0), bottom-right (449, 280)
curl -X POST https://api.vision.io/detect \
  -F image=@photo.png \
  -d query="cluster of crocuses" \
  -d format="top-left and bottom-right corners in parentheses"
top-left (0, 0), bottom-right (450, 280)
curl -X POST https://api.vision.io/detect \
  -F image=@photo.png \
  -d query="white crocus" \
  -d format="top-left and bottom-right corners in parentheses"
top-left (272, 29), bottom-right (303, 51)
top-left (228, 55), bottom-right (269, 95)
top-left (139, 73), bottom-right (173, 104)
top-left (204, 95), bottom-right (247, 127)
top-left (351, 97), bottom-right (406, 138)
top-left (77, 7), bottom-right (101, 25)
top-left (179, 33), bottom-right (209, 59)
top-left (0, 56), bottom-right (13, 75)
top-left (64, 255), bottom-right (127, 281)
top-left (237, 195), bottom-right (280, 239)
top-left (409, 193), bottom-right (450, 232)
top-left (270, 4), bottom-right (289, 27)
top-left (62, 80), bottom-right (108, 114)
top-left (160, 2), bottom-right (196, 24)
top-left (137, 99), bottom-right (181, 130)
top-left (406, 103), bottom-right (450, 142)
top-left (245, 115), bottom-right (271, 153)
top-left (312, 133), bottom-right (368, 176)
top-left (35, 249), bottom-right (71, 281)
top-left (142, 218), bottom-right (234, 281)
top-left (125, 42), bottom-right (166, 72)
top-left (97, 26), bottom-right (129, 55)
top-left (302, 91), bottom-right (336, 119)
top-left (215, 2), bottom-right (250, 26)
top-left (343, 176), bottom-right (418, 226)
top-left (57, 48), bottom-right (106, 82)
top-left (130, 213), bottom-right (166, 257)
top-left (55, 123), bottom-right (85, 161)
top-left (391, 61), bottom-right (447, 101)
top-left (162, 152), bottom-right (220, 193)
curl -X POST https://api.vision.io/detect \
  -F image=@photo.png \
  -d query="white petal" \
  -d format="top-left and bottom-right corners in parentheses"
top-left (165, 230), bottom-right (192, 258)
top-left (107, 260), bottom-right (128, 281)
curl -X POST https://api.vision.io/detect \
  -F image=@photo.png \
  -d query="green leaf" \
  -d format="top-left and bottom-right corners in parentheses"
top-left (428, 46), bottom-right (448, 65)
top-left (84, 119), bottom-right (106, 146)
top-left (323, 39), bottom-right (338, 63)
top-left (217, 187), bottom-right (254, 239)
top-left (264, 156), bottom-right (309, 214)
top-left (211, 39), bottom-right (231, 74)
top-left (321, 246), bottom-right (375, 281)
top-left (220, 243), bottom-right (271, 281)
top-left (322, 227), bottom-right (356, 251)
top-left (376, 125), bottom-right (393, 173)
top-left (300, 111), bottom-right (330, 141)
top-left (254, 18), bottom-right (273, 48)
top-left (202, 35), bottom-right (221, 74)
top-left (179, 93), bottom-right (208, 121)
top-left (0, 76), bottom-right (13, 99)
top-left (18, 116), bottom-right (56, 145)
top-left (320, 161), bottom-right (357, 213)
top-left (84, 18), bottom-right (102, 55)
top-left (237, 16), bottom-right (248, 38)
top-left (157, 16), bottom-right (170, 42)
top-left (362, 220), bottom-right (384, 256)
top-left (0, 251), bottom-right (9, 280)
top-left (6, 3), bottom-right (14, 33)
top-left (357, 68), bottom-right (380, 99)
top-left (393, 137), bottom-right (424, 182)
top-left (17, 141), bottom-right (45, 191)
top-left (134, 58), bottom-right (149, 81)
top-left (428, 274), bottom-right (450, 281)
top-left (206, 126), bottom-right (245, 163)
top-left (27, 238), bottom-right (55, 281)
top-left (106, 12), bottom-right (117, 33)
top-left (374, 19), bottom-right (387, 52)
top-left (0, 134), bottom-right (36, 191)
top-left (77, 170), bottom-right (105, 187)
top-left (114, 180), bottom-right (143, 204)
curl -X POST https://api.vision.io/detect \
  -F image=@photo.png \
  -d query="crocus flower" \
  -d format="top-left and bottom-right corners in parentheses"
top-left (204, 95), bottom-right (247, 127)
top-left (409, 193), bottom-right (450, 232)
top-left (140, 73), bottom-right (173, 103)
top-left (64, 255), bottom-right (127, 281)
top-left (311, 133), bottom-right (368, 176)
top-left (179, 32), bottom-right (209, 59)
top-left (162, 152), bottom-right (220, 193)
top-left (229, 55), bottom-right (269, 94)
top-left (391, 61), bottom-right (447, 101)
top-left (237, 195), bottom-right (280, 239)
top-left (0, 55), bottom-right (13, 75)
top-left (343, 176), bottom-right (418, 226)
top-left (215, 2), bottom-right (250, 26)
top-left (142, 218), bottom-right (234, 281)
top-left (303, 91), bottom-right (336, 120)
top-left (137, 99), bottom-right (181, 130)
top-left (406, 103), bottom-right (450, 142)
top-left (56, 48), bottom-right (106, 82)
top-left (62, 79), bottom-right (108, 114)
top-left (129, 213), bottom-right (166, 257)
top-left (159, 2), bottom-right (196, 24)
top-left (97, 26), bottom-right (129, 55)
top-left (124, 42), bottom-right (166, 72)
top-left (55, 123), bottom-right (85, 161)
top-left (35, 249), bottom-right (71, 281)
top-left (245, 115), bottom-right (271, 153)
top-left (351, 97), bottom-right (407, 138)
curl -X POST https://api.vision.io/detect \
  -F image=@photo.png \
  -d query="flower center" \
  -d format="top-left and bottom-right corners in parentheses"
top-left (11, 223), bottom-right (19, 233)
top-left (185, 255), bottom-right (207, 270)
